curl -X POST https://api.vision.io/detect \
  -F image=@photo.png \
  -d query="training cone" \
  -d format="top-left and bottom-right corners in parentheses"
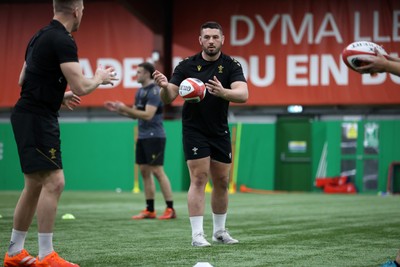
top-left (61, 213), bottom-right (75, 220)
top-left (133, 187), bottom-right (140, 193)
top-left (229, 183), bottom-right (236, 194)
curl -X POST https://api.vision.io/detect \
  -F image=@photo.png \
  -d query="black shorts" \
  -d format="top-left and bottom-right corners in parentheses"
top-left (136, 138), bottom-right (166, 165)
top-left (11, 112), bottom-right (62, 174)
top-left (182, 130), bottom-right (232, 163)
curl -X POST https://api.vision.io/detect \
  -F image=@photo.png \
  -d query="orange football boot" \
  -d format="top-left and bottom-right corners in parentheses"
top-left (4, 249), bottom-right (36, 267)
top-left (36, 251), bottom-right (79, 267)
top-left (158, 208), bottom-right (177, 220)
top-left (131, 209), bottom-right (156, 219)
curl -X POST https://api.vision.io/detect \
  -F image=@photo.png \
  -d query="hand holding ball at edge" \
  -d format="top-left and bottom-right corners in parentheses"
top-left (341, 41), bottom-right (389, 75)
top-left (355, 47), bottom-right (398, 75)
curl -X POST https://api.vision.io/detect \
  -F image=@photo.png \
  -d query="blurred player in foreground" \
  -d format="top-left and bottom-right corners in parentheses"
top-left (153, 21), bottom-right (248, 247)
top-left (104, 62), bottom-right (176, 220)
top-left (3, 0), bottom-right (117, 266)
top-left (356, 49), bottom-right (400, 267)
top-left (381, 251), bottom-right (400, 267)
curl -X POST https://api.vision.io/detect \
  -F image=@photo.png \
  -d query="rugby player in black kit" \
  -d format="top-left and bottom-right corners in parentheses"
top-left (4, 1), bottom-right (117, 266)
top-left (153, 21), bottom-right (248, 247)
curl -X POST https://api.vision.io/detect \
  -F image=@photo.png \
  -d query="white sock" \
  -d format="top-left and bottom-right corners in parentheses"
top-left (189, 216), bottom-right (204, 237)
top-left (8, 229), bottom-right (27, 256)
top-left (38, 233), bottom-right (54, 260)
top-left (213, 213), bottom-right (227, 234)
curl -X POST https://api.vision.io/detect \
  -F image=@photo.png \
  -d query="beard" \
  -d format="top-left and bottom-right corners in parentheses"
top-left (203, 46), bottom-right (221, 57)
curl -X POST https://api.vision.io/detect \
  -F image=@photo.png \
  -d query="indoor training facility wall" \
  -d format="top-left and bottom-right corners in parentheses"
top-left (1, 120), bottom-right (399, 193)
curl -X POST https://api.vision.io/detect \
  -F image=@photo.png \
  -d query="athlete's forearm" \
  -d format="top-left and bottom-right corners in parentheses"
top-left (117, 105), bottom-right (155, 121)
top-left (384, 60), bottom-right (400, 76)
top-left (221, 82), bottom-right (248, 103)
top-left (73, 77), bottom-right (103, 96)
top-left (160, 84), bottom-right (178, 104)
top-left (62, 62), bottom-right (116, 96)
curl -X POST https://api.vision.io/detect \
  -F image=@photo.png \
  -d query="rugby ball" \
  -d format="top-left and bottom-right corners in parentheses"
top-left (342, 41), bottom-right (388, 71)
top-left (178, 78), bottom-right (206, 103)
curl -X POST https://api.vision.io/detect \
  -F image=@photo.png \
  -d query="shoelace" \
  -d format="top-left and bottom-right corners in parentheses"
top-left (195, 232), bottom-right (208, 238)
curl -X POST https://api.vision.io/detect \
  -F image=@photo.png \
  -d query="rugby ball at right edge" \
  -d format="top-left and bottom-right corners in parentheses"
top-left (341, 41), bottom-right (388, 72)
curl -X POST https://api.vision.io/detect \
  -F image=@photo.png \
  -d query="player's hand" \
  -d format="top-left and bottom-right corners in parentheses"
top-left (63, 91), bottom-right (81, 110)
top-left (114, 101), bottom-right (126, 111)
top-left (95, 65), bottom-right (119, 86)
top-left (153, 70), bottom-right (169, 89)
top-left (205, 76), bottom-right (224, 97)
top-left (104, 101), bottom-right (118, 111)
top-left (104, 100), bottom-right (126, 112)
top-left (356, 48), bottom-right (387, 74)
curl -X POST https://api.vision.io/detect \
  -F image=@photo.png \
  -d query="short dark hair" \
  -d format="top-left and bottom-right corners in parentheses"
top-left (200, 21), bottom-right (223, 34)
top-left (53, 0), bottom-right (82, 13)
top-left (138, 62), bottom-right (155, 77)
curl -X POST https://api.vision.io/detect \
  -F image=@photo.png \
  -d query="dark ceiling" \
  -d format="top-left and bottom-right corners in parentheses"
top-left (118, 0), bottom-right (172, 34)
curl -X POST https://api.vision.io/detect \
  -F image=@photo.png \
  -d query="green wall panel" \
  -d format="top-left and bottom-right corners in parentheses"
top-left (236, 123), bottom-right (275, 190)
top-left (377, 121), bottom-right (400, 192)
top-left (0, 122), bottom-right (24, 190)
top-left (325, 121), bottom-right (342, 177)
top-left (60, 122), bottom-right (135, 191)
top-left (0, 121), bottom-right (186, 192)
top-left (311, 121), bottom-right (326, 192)
top-left (161, 121), bottom-right (187, 191)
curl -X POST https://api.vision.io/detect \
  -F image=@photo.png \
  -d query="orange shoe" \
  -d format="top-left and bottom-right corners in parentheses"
top-left (131, 209), bottom-right (156, 220)
top-left (4, 249), bottom-right (36, 267)
top-left (158, 208), bottom-right (177, 220)
top-left (36, 251), bottom-right (79, 267)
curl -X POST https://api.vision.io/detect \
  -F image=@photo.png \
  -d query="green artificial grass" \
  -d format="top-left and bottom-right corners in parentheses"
top-left (0, 191), bottom-right (399, 267)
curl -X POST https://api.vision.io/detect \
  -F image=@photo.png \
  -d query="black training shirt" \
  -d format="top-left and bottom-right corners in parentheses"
top-left (170, 52), bottom-right (246, 137)
top-left (14, 20), bottom-right (79, 116)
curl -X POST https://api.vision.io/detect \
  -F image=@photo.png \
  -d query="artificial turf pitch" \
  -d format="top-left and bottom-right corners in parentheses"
top-left (0, 191), bottom-right (398, 266)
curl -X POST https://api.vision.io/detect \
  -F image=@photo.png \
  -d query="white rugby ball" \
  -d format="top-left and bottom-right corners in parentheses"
top-left (178, 78), bottom-right (206, 103)
top-left (342, 41), bottom-right (388, 71)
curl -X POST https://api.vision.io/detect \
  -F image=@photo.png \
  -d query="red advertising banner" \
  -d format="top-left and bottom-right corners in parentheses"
top-left (173, 0), bottom-right (400, 106)
top-left (0, 0), bottom-right (399, 108)
top-left (0, 2), bottom-right (155, 108)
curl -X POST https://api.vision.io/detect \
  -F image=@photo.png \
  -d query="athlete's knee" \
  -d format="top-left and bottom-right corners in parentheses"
top-left (190, 172), bottom-right (209, 188)
top-left (44, 171), bottom-right (65, 195)
top-left (24, 176), bottom-right (43, 195)
top-left (139, 165), bottom-right (152, 178)
top-left (152, 167), bottom-right (166, 179)
top-left (212, 175), bottom-right (229, 189)
top-left (50, 180), bottom-right (65, 195)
